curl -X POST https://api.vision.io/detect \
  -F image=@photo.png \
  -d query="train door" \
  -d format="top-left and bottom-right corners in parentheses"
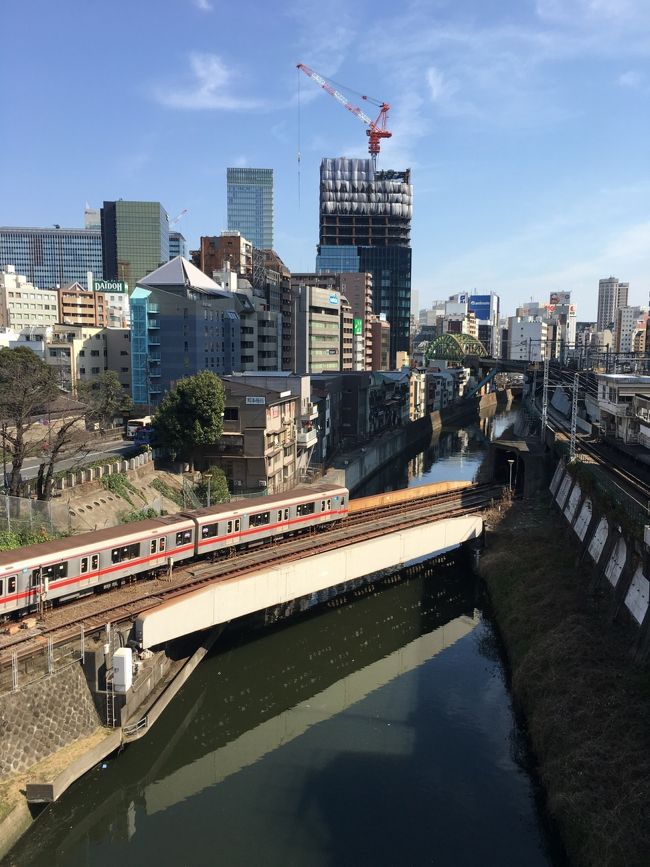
top-left (30, 567), bottom-right (45, 606)
top-left (149, 536), bottom-right (167, 565)
top-left (0, 575), bottom-right (17, 614)
top-left (79, 554), bottom-right (100, 587)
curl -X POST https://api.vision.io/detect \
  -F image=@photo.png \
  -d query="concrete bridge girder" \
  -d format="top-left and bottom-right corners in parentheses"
top-left (136, 515), bottom-right (483, 649)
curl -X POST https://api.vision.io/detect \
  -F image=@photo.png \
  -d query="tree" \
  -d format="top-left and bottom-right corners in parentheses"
top-left (153, 370), bottom-right (225, 465)
top-left (77, 371), bottom-right (133, 431)
top-left (196, 465), bottom-right (230, 506)
top-left (0, 348), bottom-right (59, 495)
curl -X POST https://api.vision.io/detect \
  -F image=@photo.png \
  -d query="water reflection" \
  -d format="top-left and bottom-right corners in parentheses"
top-left (6, 550), bottom-right (553, 867)
top-left (356, 406), bottom-right (519, 497)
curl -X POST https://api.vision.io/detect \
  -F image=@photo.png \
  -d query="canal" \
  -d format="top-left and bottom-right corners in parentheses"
top-left (5, 405), bottom-right (561, 867)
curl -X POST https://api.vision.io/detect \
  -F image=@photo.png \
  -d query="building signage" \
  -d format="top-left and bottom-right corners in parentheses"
top-left (93, 280), bottom-right (128, 293)
top-left (353, 318), bottom-right (363, 336)
top-left (549, 291), bottom-right (571, 305)
top-left (328, 293), bottom-right (339, 305)
top-left (246, 396), bottom-right (266, 405)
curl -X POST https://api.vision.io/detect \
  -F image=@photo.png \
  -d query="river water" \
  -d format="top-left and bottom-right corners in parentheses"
top-left (6, 405), bottom-right (560, 867)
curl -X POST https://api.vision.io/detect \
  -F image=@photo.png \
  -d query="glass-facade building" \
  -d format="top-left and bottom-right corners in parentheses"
top-left (227, 168), bottom-right (274, 250)
top-left (316, 158), bottom-right (412, 367)
top-left (101, 201), bottom-right (169, 292)
top-left (0, 227), bottom-right (102, 289)
top-left (169, 231), bottom-right (187, 260)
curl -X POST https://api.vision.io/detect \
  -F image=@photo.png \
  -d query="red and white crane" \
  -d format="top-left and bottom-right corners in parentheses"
top-left (297, 63), bottom-right (392, 173)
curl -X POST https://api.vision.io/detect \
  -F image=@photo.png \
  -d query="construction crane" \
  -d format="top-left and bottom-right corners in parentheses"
top-left (297, 63), bottom-right (392, 173)
top-left (169, 208), bottom-right (188, 227)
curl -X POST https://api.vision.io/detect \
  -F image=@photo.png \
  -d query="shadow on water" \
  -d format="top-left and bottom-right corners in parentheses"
top-left (5, 543), bottom-right (561, 867)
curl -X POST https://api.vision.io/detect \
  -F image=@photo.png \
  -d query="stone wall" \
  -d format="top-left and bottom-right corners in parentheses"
top-left (0, 663), bottom-right (100, 778)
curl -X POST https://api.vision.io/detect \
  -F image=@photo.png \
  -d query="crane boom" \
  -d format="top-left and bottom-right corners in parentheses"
top-left (297, 63), bottom-right (392, 172)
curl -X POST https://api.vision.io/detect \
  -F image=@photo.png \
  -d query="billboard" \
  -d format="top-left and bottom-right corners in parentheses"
top-left (469, 295), bottom-right (493, 323)
top-left (93, 279), bottom-right (128, 293)
top-left (549, 291), bottom-right (571, 305)
top-left (353, 318), bottom-right (363, 336)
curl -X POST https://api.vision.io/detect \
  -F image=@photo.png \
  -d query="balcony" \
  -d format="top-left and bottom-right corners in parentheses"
top-left (297, 428), bottom-right (318, 449)
top-left (302, 402), bottom-right (319, 421)
top-left (148, 303), bottom-right (160, 313)
top-left (149, 368), bottom-right (161, 378)
top-left (148, 352), bottom-right (161, 361)
top-left (148, 337), bottom-right (161, 347)
top-left (147, 319), bottom-right (160, 329)
top-left (149, 385), bottom-right (162, 394)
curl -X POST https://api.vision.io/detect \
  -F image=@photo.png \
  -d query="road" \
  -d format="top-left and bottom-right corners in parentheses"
top-left (8, 439), bottom-right (136, 483)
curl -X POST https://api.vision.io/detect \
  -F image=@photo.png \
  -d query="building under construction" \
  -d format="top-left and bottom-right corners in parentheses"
top-left (316, 157), bottom-right (412, 367)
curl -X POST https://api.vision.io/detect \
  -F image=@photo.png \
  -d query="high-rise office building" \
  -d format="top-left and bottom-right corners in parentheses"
top-left (226, 168), bottom-right (274, 250)
top-left (316, 157), bottom-right (412, 367)
top-left (100, 200), bottom-right (169, 292)
top-left (169, 231), bottom-right (187, 260)
top-left (0, 226), bottom-right (102, 289)
top-left (597, 277), bottom-right (629, 332)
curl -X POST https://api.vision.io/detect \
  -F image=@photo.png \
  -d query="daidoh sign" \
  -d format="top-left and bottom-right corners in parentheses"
top-left (93, 280), bottom-right (128, 293)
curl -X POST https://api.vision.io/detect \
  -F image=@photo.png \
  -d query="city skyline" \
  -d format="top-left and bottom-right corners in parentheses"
top-left (3, 0), bottom-right (650, 320)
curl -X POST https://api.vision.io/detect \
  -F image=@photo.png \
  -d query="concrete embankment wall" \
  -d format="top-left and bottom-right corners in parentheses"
top-left (0, 663), bottom-right (100, 778)
top-left (550, 459), bottom-right (650, 653)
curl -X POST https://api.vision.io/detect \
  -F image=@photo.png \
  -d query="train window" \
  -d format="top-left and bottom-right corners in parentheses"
top-left (321, 500), bottom-right (326, 512)
top-left (176, 530), bottom-right (192, 546)
top-left (111, 543), bottom-right (140, 564)
top-left (41, 562), bottom-right (68, 581)
top-left (227, 520), bottom-right (232, 533)
top-left (150, 540), bottom-right (157, 554)
top-left (202, 523), bottom-right (218, 539)
top-left (235, 519), bottom-right (240, 531)
top-left (91, 554), bottom-right (99, 570)
top-left (80, 557), bottom-right (88, 574)
top-left (249, 511), bottom-right (270, 528)
top-left (7, 576), bottom-right (16, 594)
top-left (30, 570), bottom-right (41, 587)
top-left (0, 579), bottom-right (4, 597)
top-left (277, 510), bottom-right (283, 522)
top-left (284, 509), bottom-right (289, 520)
top-left (327, 499), bottom-right (331, 510)
top-left (159, 538), bottom-right (165, 553)
top-left (296, 502), bottom-right (315, 517)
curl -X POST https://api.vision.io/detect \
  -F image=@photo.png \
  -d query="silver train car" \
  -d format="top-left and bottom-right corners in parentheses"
top-left (0, 483), bottom-right (348, 617)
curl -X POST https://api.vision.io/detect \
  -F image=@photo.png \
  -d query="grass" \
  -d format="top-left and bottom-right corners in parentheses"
top-left (480, 498), bottom-right (650, 867)
top-left (101, 472), bottom-right (146, 509)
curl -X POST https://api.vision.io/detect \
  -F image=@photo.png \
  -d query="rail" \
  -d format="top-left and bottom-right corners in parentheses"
top-left (0, 484), bottom-right (501, 666)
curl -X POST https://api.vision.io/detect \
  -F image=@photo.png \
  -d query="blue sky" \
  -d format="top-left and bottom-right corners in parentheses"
top-left (2, 0), bottom-right (650, 320)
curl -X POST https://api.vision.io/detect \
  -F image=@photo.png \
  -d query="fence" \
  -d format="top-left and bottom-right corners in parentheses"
top-left (0, 628), bottom-right (85, 698)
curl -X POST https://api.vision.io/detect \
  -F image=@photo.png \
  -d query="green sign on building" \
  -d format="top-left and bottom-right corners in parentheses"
top-left (353, 318), bottom-right (363, 336)
top-left (93, 279), bottom-right (128, 293)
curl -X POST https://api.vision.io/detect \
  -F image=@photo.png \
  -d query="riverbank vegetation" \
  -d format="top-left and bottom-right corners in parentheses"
top-left (480, 498), bottom-right (650, 867)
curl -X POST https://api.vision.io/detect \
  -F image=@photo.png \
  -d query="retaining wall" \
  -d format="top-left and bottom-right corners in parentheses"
top-left (550, 459), bottom-right (650, 657)
top-left (0, 663), bottom-right (101, 779)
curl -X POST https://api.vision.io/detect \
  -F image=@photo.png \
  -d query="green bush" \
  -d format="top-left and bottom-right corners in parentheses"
top-left (120, 507), bottom-right (159, 523)
top-left (101, 472), bottom-right (146, 508)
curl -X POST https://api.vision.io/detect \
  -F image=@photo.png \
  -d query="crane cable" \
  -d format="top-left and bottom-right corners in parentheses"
top-left (297, 66), bottom-right (302, 209)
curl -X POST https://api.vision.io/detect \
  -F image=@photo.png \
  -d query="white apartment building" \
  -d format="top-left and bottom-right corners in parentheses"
top-left (0, 265), bottom-right (58, 330)
top-left (508, 317), bottom-right (548, 361)
top-left (614, 306), bottom-right (648, 354)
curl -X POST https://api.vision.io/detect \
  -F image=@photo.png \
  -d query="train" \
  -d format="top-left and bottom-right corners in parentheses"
top-left (0, 482), bottom-right (349, 618)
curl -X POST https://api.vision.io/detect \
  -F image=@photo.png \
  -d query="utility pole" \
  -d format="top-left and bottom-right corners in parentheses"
top-left (569, 372), bottom-right (579, 462)
top-left (540, 359), bottom-right (549, 443)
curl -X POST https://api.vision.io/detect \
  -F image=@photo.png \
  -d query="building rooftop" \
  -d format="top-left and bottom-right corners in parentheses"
top-left (138, 256), bottom-right (228, 294)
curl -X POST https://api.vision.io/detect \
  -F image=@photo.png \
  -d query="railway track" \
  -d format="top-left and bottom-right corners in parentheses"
top-left (0, 484), bottom-right (503, 665)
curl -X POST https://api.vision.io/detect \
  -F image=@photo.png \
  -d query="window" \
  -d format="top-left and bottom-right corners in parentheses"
top-left (7, 576), bottom-right (16, 594)
top-left (249, 511), bottom-right (270, 528)
top-left (159, 538), bottom-right (166, 552)
top-left (202, 523), bottom-right (218, 539)
top-left (81, 557), bottom-right (88, 574)
top-left (120, 350), bottom-right (128, 356)
top-left (91, 367), bottom-right (100, 374)
top-left (176, 530), bottom-right (192, 546)
top-left (111, 543), bottom-right (140, 564)
top-left (296, 502), bottom-right (315, 517)
top-left (321, 500), bottom-right (326, 512)
top-left (40, 562), bottom-right (68, 582)
top-left (224, 407), bottom-right (238, 421)
top-left (284, 509), bottom-right (289, 520)
top-left (277, 510), bottom-right (283, 522)
top-left (91, 350), bottom-right (99, 357)
top-left (91, 554), bottom-right (98, 570)
top-left (150, 540), bottom-right (157, 554)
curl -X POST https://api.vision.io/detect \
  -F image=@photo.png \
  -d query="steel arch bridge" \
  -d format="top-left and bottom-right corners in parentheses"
top-left (424, 333), bottom-right (489, 362)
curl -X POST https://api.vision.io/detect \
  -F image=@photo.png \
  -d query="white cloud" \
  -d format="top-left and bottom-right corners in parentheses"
top-left (193, 0), bottom-right (213, 10)
top-left (618, 69), bottom-right (644, 89)
top-left (154, 53), bottom-right (266, 111)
